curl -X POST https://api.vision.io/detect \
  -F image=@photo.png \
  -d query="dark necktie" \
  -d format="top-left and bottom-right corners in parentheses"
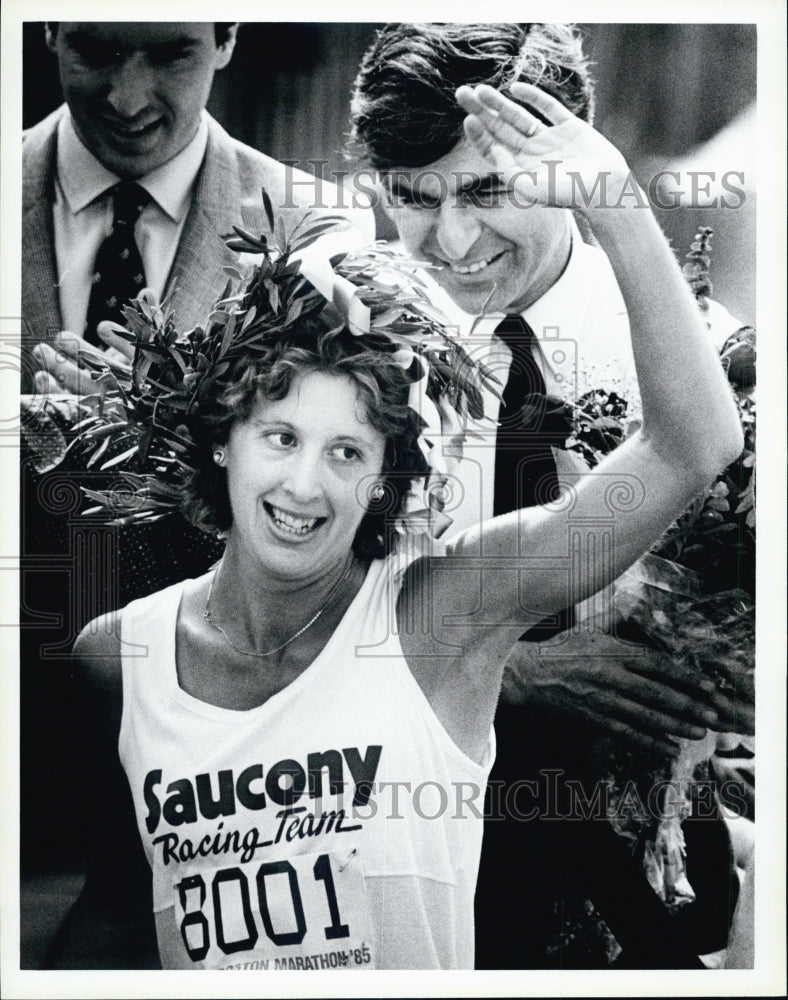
top-left (493, 315), bottom-right (560, 515)
top-left (84, 181), bottom-right (150, 346)
top-left (493, 316), bottom-right (570, 639)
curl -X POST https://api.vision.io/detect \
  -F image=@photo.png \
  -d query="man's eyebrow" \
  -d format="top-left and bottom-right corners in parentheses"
top-left (63, 31), bottom-right (197, 56)
top-left (64, 30), bottom-right (127, 51)
top-left (457, 172), bottom-right (506, 194)
top-left (386, 176), bottom-right (414, 196)
top-left (386, 175), bottom-right (442, 205)
top-left (145, 39), bottom-right (199, 57)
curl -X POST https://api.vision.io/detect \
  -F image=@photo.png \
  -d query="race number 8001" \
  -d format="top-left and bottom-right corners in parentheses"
top-left (175, 851), bottom-right (365, 962)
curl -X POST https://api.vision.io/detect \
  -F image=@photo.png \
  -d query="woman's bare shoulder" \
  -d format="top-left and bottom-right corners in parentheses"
top-left (73, 578), bottom-right (206, 698)
top-left (72, 611), bottom-right (123, 698)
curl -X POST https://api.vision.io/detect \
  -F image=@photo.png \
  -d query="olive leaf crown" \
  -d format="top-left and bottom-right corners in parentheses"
top-left (75, 190), bottom-right (497, 534)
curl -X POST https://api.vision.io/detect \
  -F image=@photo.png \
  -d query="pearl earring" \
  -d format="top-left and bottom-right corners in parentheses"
top-left (372, 484), bottom-right (385, 500)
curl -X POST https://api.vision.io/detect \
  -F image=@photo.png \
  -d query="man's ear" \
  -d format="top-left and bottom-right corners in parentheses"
top-left (215, 24), bottom-right (239, 71)
top-left (44, 22), bottom-right (58, 55)
top-left (377, 181), bottom-right (397, 223)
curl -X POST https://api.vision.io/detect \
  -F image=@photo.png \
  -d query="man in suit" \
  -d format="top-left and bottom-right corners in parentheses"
top-left (19, 22), bottom-right (373, 936)
top-left (24, 21), bottom-right (372, 389)
top-left (22, 20), bottom-right (374, 609)
top-left (350, 22), bottom-right (753, 968)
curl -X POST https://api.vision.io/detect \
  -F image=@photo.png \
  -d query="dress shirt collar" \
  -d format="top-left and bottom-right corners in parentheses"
top-left (523, 218), bottom-right (587, 342)
top-left (56, 109), bottom-right (209, 222)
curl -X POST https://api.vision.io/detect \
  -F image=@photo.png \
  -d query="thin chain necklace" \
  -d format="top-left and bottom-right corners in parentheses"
top-left (203, 556), bottom-right (356, 659)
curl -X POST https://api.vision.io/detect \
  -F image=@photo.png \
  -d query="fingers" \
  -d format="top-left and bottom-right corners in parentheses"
top-left (574, 701), bottom-right (683, 757)
top-left (33, 343), bottom-right (96, 397)
top-left (609, 687), bottom-right (712, 741)
top-left (462, 116), bottom-right (520, 176)
top-left (704, 659), bottom-right (756, 700)
top-left (625, 649), bottom-right (714, 689)
top-left (462, 114), bottom-right (497, 160)
top-left (56, 330), bottom-right (132, 375)
top-left (32, 370), bottom-right (62, 396)
top-left (602, 716), bottom-right (682, 759)
top-left (626, 668), bottom-right (720, 730)
top-left (580, 663), bottom-right (713, 738)
top-left (55, 331), bottom-right (106, 365)
top-left (457, 84), bottom-right (543, 153)
top-left (625, 654), bottom-right (755, 733)
top-left (509, 81), bottom-right (575, 125)
top-left (705, 691), bottom-right (755, 735)
top-left (568, 651), bottom-right (718, 736)
top-left (626, 656), bottom-right (723, 715)
top-left (569, 642), bottom-right (716, 727)
top-left (97, 321), bottom-right (135, 360)
top-left (458, 81), bottom-right (573, 131)
top-left (472, 83), bottom-right (549, 132)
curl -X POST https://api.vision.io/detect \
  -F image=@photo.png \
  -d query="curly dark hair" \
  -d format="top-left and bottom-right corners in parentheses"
top-left (349, 22), bottom-right (594, 170)
top-left (181, 318), bottom-right (430, 559)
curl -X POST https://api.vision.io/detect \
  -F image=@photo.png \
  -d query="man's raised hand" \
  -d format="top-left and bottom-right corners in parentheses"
top-left (456, 82), bottom-right (631, 211)
top-left (500, 631), bottom-right (753, 759)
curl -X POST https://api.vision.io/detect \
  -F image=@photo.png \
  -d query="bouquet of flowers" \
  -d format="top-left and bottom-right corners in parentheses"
top-left (565, 228), bottom-right (756, 923)
top-left (605, 554), bottom-right (754, 908)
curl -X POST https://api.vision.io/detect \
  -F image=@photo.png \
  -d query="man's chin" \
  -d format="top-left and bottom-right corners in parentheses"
top-left (95, 141), bottom-right (164, 178)
top-left (439, 280), bottom-right (511, 317)
top-left (79, 122), bottom-right (181, 179)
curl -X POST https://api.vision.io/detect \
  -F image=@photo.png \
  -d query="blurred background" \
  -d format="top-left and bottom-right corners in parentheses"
top-left (20, 21), bottom-right (757, 967)
top-left (23, 21), bottom-right (757, 320)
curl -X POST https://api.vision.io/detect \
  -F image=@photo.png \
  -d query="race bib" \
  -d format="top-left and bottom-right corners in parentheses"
top-left (170, 848), bottom-right (374, 970)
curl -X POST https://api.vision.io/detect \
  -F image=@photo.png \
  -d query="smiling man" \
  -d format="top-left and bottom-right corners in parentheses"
top-left (22, 20), bottom-right (374, 596)
top-left (47, 22), bottom-right (234, 180)
top-left (383, 141), bottom-right (572, 319)
top-left (23, 21), bottom-right (373, 372)
top-left (350, 22), bottom-right (750, 969)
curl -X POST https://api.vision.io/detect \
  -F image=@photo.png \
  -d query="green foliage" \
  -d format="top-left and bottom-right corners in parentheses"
top-left (72, 196), bottom-right (496, 525)
top-left (651, 383), bottom-right (755, 594)
top-left (652, 232), bottom-right (755, 595)
top-left (563, 229), bottom-right (756, 597)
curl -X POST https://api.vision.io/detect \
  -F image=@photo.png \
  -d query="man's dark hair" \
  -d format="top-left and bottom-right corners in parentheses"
top-left (350, 23), bottom-right (594, 170)
top-left (214, 23), bottom-right (235, 46)
top-left (46, 22), bottom-right (236, 47)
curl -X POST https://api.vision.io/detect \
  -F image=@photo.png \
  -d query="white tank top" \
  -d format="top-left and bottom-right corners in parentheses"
top-left (119, 551), bottom-right (494, 970)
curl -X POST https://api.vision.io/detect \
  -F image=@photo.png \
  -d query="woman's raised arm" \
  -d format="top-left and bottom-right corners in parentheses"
top-left (400, 84), bottom-right (743, 761)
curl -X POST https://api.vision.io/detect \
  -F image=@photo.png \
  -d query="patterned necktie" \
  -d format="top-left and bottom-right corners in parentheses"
top-left (493, 315), bottom-right (560, 515)
top-left (84, 181), bottom-right (150, 346)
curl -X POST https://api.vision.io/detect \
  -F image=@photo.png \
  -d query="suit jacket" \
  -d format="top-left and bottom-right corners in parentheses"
top-left (21, 106), bottom-right (372, 387)
top-left (20, 105), bottom-right (374, 620)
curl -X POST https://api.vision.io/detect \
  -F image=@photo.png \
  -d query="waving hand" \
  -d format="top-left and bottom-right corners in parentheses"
top-left (456, 82), bottom-right (631, 210)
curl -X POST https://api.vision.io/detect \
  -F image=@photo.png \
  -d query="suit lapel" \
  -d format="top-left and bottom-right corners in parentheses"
top-left (22, 108), bottom-right (64, 353)
top-left (163, 116), bottom-right (247, 331)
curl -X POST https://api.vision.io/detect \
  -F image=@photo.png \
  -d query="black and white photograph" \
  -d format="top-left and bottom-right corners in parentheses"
top-left (1, 1), bottom-right (784, 996)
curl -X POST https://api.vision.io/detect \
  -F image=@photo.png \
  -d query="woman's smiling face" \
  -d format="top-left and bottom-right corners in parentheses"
top-left (222, 369), bottom-right (387, 581)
